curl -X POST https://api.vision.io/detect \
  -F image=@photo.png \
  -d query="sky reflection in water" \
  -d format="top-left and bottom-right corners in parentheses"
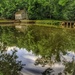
top-left (6, 46), bottom-right (68, 75)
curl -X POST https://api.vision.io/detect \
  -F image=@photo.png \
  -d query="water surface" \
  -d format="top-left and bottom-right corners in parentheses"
top-left (0, 25), bottom-right (75, 75)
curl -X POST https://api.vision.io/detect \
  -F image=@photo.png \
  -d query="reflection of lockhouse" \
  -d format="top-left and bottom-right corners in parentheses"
top-left (61, 21), bottom-right (75, 28)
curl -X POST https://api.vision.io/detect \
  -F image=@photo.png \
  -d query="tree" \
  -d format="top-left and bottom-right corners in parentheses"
top-left (59, 0), bottom-right (75, 20)
top-left (27, 0), bottom-right (51, 19)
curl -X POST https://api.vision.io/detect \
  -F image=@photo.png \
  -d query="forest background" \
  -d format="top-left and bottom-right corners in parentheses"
top-left (0, 0), bottom-right (75, 20)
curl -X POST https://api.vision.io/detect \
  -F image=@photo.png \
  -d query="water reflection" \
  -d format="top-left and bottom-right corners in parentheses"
top-left (6, 47), bottom-right (65, 75)
top-left (7, 47), bottom-right (49, 75)
top-left (0, 26), bottom-right (75, 75)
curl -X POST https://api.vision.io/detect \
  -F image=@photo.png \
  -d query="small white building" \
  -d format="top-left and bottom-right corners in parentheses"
top-left (15, 10), bottom-right (28, 20)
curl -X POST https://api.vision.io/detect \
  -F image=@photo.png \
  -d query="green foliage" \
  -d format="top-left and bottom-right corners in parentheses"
top-left (28, 0), bottom-right (51, 19)
top-left (0, 0), bottom-right (27, 19)
top-left (0, 0), bottom-right (75, 20)
top-left (0, 72), bottom-right (3, 75)
top-left (58, 0), bottom-right (68, 6)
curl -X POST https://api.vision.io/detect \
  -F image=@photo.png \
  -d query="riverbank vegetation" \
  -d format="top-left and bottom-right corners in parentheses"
top-left (0, 0), bottom-right (75, 20)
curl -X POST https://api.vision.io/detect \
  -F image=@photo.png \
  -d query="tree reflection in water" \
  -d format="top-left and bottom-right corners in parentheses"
top-left (42, 68), bottom-right (54, 75)
top-left (0, 43), bottom-right (24, 75)
top-left (0, 26), bottom-right (75, 75)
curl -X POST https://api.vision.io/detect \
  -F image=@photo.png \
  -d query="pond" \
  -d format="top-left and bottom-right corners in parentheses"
top-left (0, 25), bottom-right (75, 75)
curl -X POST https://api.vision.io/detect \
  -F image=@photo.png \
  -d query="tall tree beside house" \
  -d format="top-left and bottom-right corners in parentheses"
top-left (0, 0), bottom-right (17, 19)
top-left (27, 0), bottom-right (51, 19)
top-left (0, 0), bottom-right (27, 19)
top-left (58, 0), bottom-right (75, 20)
